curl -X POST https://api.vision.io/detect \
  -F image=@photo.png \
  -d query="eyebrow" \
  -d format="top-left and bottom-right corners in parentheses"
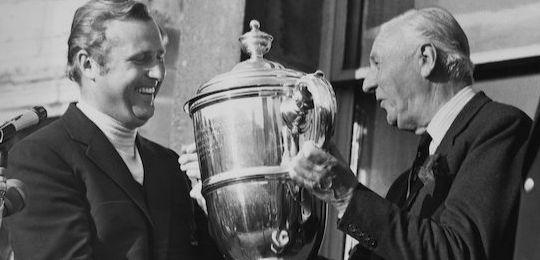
top-left (129, 49), bottom-right (164, 58)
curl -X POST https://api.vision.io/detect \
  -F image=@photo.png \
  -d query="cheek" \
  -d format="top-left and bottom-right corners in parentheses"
top-left (379, 78), bottom-right (402, 106)
top-left (119, 72), bottom-right (143, 93)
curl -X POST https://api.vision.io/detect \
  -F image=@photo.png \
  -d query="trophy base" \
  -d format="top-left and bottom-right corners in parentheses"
top-left (204, 169), bottom-right (326, 260)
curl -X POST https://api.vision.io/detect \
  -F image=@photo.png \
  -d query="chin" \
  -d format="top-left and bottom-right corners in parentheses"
top-left (133, 106), bottom-right (154, 118)
top-left (136, 114), bottom-right (153, 124)
top-left (386, 115), bottom-right (397, 126)
top-left (396, 120), bottom-right (418, 132)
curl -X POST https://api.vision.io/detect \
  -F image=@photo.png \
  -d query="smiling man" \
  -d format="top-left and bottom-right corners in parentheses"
top-left (289, 7), bottom-right (532, 260)
top-left (5, 1), bottom-right (221, 259)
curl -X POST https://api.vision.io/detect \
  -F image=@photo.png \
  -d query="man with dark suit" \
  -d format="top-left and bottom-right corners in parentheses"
top-left (289, 7), bottom-right (531, 259)
top-left (5, 0), bottom-right (222, 259)
top-left (514, 99), bottom-right (540, 259)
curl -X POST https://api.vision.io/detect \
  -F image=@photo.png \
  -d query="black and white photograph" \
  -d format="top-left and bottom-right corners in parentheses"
top-left (0, 0), bottom-right (539, 259)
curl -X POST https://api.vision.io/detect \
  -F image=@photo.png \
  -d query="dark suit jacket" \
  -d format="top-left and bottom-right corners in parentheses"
top-left (5, 104), bottom-right (222, 260)
top-left (339, 92), bottom-right (531, 259)
top-left (513, 99), bottom-right (540, 260)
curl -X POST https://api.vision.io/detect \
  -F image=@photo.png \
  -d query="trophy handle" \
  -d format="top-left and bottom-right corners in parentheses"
top-left (281, 71), bottom-right (337, 148)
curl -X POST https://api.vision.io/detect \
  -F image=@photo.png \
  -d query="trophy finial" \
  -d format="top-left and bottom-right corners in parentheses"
top-left (249, 20), bottom-right (260, 30)
top-left (239, 20), bottom-right (273, 60)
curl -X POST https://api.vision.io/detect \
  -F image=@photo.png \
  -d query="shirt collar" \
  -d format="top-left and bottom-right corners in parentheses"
top-left (426, 86), bottom-right (478, 154)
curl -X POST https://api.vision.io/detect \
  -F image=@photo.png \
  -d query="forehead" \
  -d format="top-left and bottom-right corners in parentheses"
top-left (371, 24), bottom-right (415, 58)
top-left (104, 19), bottom-right (165, 53)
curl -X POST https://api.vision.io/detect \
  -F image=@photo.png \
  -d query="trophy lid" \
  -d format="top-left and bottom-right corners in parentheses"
top-left (194, 20), bottom-right (304, 95)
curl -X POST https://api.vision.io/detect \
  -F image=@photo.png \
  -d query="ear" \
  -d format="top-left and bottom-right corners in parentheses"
top-left (75, 49), bottom-right (100, 81)
top-left (418, 43), bottom-right (437, 78)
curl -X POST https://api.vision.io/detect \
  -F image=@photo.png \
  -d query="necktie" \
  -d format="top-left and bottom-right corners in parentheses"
top-left (405, 133), bottom-right (432, 206)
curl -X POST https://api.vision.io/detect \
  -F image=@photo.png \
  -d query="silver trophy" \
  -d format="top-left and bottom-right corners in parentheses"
top-left (185, 20), bottom-right (337, 260)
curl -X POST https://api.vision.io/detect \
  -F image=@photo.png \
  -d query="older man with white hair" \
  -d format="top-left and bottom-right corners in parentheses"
top-left (289, 7), bottom-right (531, 259)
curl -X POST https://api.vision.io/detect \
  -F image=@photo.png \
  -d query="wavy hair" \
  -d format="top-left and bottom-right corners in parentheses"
top-left (66, 0), bottom-right (153, 84)
top-left (387, 7), bottom-right (474, 84)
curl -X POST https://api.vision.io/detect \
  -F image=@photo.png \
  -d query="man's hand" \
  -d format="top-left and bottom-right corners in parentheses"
top-left (179, 143), bottom-right (207, 215)
top-left (289, 141), bottom-right (358, 217)
top-left (179, 143), bottom-right (201, 180)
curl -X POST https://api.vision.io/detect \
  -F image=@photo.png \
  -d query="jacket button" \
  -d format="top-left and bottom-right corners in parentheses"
top-left (524, 178), bottom-right (534, 193)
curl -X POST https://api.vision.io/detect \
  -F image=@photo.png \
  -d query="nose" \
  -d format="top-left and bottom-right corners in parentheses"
top-left (147, 61), bottom-right (165, 83)
top-left (362, 69), bottom-right (377, 93)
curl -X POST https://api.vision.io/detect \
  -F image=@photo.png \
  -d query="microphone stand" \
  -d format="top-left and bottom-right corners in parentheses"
top-left (0, 145), bottom-right (7, 226)
top-left (0, 144), bottom-right (7, 167)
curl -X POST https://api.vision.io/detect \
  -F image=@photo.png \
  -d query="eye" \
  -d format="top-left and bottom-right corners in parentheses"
top-left (157, 53), bottom-right (165, 62)
top-left (130, 53), bottom-right (153, 65)
top-left (370, 57), bottom-right (379, 68)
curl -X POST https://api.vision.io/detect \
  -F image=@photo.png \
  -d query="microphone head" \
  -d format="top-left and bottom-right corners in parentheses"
top-left (0, 106), bottom-right (48, 144)
top-left (32, 106), bottom-right (47, 123)
top-left (3, 179), bottom-right (25, 217)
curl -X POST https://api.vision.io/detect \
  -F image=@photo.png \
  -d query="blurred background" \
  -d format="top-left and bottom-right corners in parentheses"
top-left (1, 0), bottom-right (540, 259)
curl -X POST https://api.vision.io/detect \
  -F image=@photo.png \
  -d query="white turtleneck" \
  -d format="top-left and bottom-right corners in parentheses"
top-left (77, 101), bottom-right (144, 185)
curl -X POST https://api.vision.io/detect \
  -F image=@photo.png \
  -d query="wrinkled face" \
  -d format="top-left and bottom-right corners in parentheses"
top-left (93, 19), bottom-right (165, 129)
top-left (362, 27), bottom-right (430, 131)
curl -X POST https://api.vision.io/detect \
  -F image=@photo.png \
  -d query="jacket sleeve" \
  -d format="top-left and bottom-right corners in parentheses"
top-left (338, 111), bottom-right (531, 259)
top-left (5, 138), bottom-right (94, 260)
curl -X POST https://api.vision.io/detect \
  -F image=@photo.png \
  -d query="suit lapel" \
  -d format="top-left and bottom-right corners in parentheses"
top-left (436, 92), bottom-right (491, 155)
top-left (521, 101), bottom-right (540, 175)
top-left (405, 92), bottom-right (491, 211)
top-left (62, 103), bottom-right (154, 227)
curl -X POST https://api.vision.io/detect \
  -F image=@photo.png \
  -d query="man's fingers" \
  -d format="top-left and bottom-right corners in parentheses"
top-left (289, 154), bottom-right (324, 186)
top-left (189, 180), bottom-right (208, 215)
top-left (300, 141), bottom-right (332, 165)
top-left (181, 143), bottom-right (197, 154)
top-left (190, 180), bottom-right (202, 197)
top-left (180, 161), bottom-right (199, 171)
top-left (178, 151), bottom-right (201, 180)
top-left (289, 167), bottom-right (317, 190)
top-left (185, 169), bottom-right (201, 180)
top-left (186, 170), bottom-right (201, 180)
top-left (178, 153), bottom-right (198, 165)
top-left (288, 141), bottom-right (343, 196)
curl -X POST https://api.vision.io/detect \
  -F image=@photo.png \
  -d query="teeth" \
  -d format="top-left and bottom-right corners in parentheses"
top-left (138, 88), bottom-right (155, 94)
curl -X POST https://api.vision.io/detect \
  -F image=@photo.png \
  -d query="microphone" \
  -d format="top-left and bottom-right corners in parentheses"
top-left (0, 106), bottom-right (43, 216)
top-left (0, 106), bottom-right (47, 144)
top-left (0, 178), bottom-right (25, 217)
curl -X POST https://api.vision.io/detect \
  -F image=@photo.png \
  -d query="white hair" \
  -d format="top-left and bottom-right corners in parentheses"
top-left (385, 7), bottom-right (474, 84)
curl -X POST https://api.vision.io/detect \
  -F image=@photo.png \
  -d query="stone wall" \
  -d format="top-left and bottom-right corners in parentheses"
top-left (154, 0), bottom-right (246, 152)
top-left (0, 0), bottom-right (85, 120)
top-left (0, 0), bottom-right (246, 153)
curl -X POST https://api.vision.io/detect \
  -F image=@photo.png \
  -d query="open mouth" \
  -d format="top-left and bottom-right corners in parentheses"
top-left (137, 87), bottom-right (156, 95)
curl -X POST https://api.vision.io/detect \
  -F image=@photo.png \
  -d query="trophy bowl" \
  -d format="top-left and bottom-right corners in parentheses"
top-left (185, 20), bottom-right (337, 260)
